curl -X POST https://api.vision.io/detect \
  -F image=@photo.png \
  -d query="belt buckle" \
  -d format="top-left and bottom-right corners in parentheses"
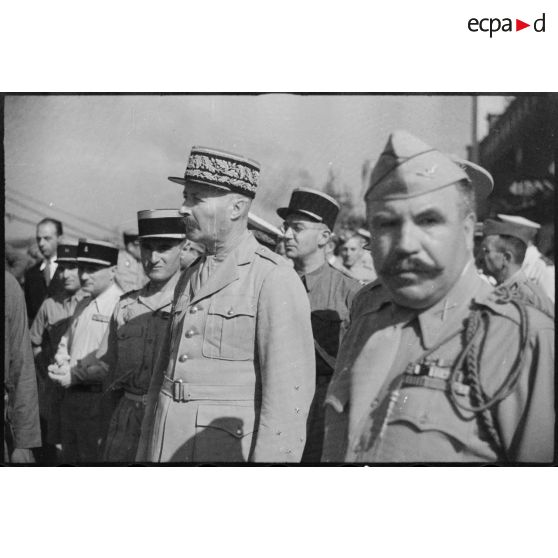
top-left (172, 379), bottom-right (184, 402)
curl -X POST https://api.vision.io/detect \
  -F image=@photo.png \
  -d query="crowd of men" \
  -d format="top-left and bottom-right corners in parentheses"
top-left (4, 131), bottom-right (555, 464)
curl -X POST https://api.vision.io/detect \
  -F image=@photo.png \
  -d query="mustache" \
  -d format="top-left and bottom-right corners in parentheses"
top-left (381, 258), bottom-right (442, 276)
top-left (183, 217), bottom-right (199, 230)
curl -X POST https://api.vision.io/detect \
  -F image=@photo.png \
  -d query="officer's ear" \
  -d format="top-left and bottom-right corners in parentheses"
top-left (316, 226), bottom-right (332, 248)
top-left (502, 249), bottom-right (514, 265)
top-left (463, 211), bottom-right (476, 255)
top-left (230, 195), bottom-right (251, 221)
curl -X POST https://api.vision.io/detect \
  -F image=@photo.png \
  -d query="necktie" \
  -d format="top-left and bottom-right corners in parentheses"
top-left (300, 274), bottom-right (309, 292)
top-left (43, 260), bottom-right (51, 286)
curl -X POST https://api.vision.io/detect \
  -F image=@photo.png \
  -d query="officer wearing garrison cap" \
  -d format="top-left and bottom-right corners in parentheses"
top-left (48, 239), bottom-right (122, 462)
top-left (497, 214), bottom-right (555, 303)
top-left (89, 210), bottom-right (186, 462)
top-left (137, 147), bottom-right (315, 463)
top-left (322, 130), bottom-right (554, 463)
top-left (481, 218), bottom-right (554, 318)
top-left (277, 187), bottom-right (360, 461)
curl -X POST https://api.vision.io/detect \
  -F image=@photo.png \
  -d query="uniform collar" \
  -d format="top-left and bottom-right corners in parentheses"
top-left (415, 260), bottom-right (487, 349)
top-left (501, 268), bottom-right (526, 288)
top-left (190, 230), bottom-right (256, 305)
top-left (299, 262), bottom-right (329, 292)
top-left (92, 282), bottom-right (123, 313)
top-left (137, 281), bottom-right (175, 311)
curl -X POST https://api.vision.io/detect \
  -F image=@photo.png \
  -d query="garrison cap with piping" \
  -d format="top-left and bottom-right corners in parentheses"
top-left (365, 130), bottom-right (488, 201)
top-left (497, 214), bottom-right (540, 242)
top-left (483, 219), bottom-right (531, 246)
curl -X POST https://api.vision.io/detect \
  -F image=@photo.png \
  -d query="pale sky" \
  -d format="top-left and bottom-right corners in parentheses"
top-left (4, 94), bottom-right (506, 241)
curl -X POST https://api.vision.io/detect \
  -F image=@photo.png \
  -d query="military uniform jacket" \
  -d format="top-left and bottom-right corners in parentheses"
top-left (322, 262), bottom-right (554, 463)
top-left (300, 262), bottom-right (361, 376)
top-left (522, 245), bottom-right (555, 303)
top-left (140, 232), bottom-right (316, 462)
top-left (96, 283), bottom-right (174, 394)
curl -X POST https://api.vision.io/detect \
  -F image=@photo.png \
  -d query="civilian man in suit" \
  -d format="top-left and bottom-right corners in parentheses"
top-left (24, 218), bottom-right (65, 322)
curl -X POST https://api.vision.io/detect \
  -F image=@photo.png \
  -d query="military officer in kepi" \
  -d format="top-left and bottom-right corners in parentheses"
top-left (481, 218), bottom-right (554, 318)
top-left (137, 146), bottom-right (315, 463)
top-left (93, 209), bottom-right (186, 462)
top-left (276, 187), bottom-right (360, 462)
top-left (322, 130), bottom-right (554, 463)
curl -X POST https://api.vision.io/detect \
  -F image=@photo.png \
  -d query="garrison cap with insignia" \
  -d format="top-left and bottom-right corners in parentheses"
top-left (277, 187), bottom-right (340, 231)
top-left (137, 209), bottom-right (186, 239)
top-left (365, 130), bottom-right (492, 202)
top-left (483, 219), bottom-right (531, 246)
top-left (57, 240), bottom-right (79, 263)
top-left (497, 214), bottom-right (540, 242)
top-left (77, 239), bottom-right (119, 267)
top-left (168, 146), bottom-right (261, 199)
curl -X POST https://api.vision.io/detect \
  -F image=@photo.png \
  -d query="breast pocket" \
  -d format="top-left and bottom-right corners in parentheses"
top-left (194, 403), bottom-right (256, 462)
top-left (203, 295), bottom-right (256, 361)
top-left (116, 323), bottom-right (144, 372)
top-left (387, 387), bottom-right (475, 450)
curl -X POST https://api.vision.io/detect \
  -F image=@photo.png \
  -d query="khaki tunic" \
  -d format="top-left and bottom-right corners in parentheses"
top-left (96, 283), bottom-right (174, 462)
top-left (138, 232), bottom-right (316, 463)
top-left (322, 262), bottom-right (554, 463)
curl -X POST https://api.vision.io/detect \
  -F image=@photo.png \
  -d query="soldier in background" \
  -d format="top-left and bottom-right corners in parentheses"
top-left (482, 219), bottom-right (554, 317)
top-left (340, 232), bottom-right (376, 284)
top-left (29, 241), bottom-right (89, 463)
top-left (497, 214), bottom-right (555, 303)
top-left (116, 229), bottom-right (148, 293)
top-left (94, 210), bottom-right (185, 462)
top-left (48, 239), bottom-right (122, 462)
top-left (277, 187), bottom-right (360, 461)
top-left (323, 130), bottom-right (554, 463)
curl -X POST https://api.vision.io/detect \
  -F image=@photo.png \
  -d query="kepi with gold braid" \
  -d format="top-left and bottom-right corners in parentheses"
top-left (169, 146), bottom-right (261, 199)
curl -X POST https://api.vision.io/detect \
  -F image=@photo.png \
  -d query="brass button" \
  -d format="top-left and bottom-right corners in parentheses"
top-left (178, 354), bottom-right (189, 363)
top-left (190, 306), bottom-right (198, 314)
top-left (227, 308), bottom-right (234, 316)
top-left (184, 329), bottom-right (195, 338)
top-left (236, 427), bottom-right (243, 436)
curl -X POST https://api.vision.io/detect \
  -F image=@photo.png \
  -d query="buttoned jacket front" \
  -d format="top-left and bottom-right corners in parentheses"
top-left (142, 232), bottom-right (315, 463)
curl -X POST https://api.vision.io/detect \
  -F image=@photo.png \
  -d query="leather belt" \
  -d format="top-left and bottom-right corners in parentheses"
top-left (68, 384), bottom-right (102, 393)
top-left (124, 391), bottom-right (148, 405)
top-left (161, 376), bottom-right (255, 403)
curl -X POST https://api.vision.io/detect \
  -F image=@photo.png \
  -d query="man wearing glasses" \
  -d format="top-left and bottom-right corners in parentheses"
top-left (277, 188), bottom-right (360, 462)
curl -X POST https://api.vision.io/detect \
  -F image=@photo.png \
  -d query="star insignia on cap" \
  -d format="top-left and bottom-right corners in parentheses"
top-left (84, 246), bottom-right (89, 253)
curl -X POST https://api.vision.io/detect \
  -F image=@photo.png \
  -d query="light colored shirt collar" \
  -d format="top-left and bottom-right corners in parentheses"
top-left (39, 255), bottom-right (58, 272)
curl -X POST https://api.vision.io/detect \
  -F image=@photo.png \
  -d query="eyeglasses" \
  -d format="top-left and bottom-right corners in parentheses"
top-left (281, 222), bottom-right (324, 235)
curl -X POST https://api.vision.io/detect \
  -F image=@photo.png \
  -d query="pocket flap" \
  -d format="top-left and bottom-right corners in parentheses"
top-left (117, 323), bottom-right (143, 340)
top-left (209, 296), bottom-right (255, 318)
top-left (196, 404), bottom-right (256, 438)
top-left (387, 388), bottom-right (474, 447)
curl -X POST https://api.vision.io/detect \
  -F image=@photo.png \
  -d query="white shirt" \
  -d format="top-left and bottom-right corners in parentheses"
top-left (57, 283), bottom-right (123, 368)
top-left (39, 256), bottom-right (58, 280)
